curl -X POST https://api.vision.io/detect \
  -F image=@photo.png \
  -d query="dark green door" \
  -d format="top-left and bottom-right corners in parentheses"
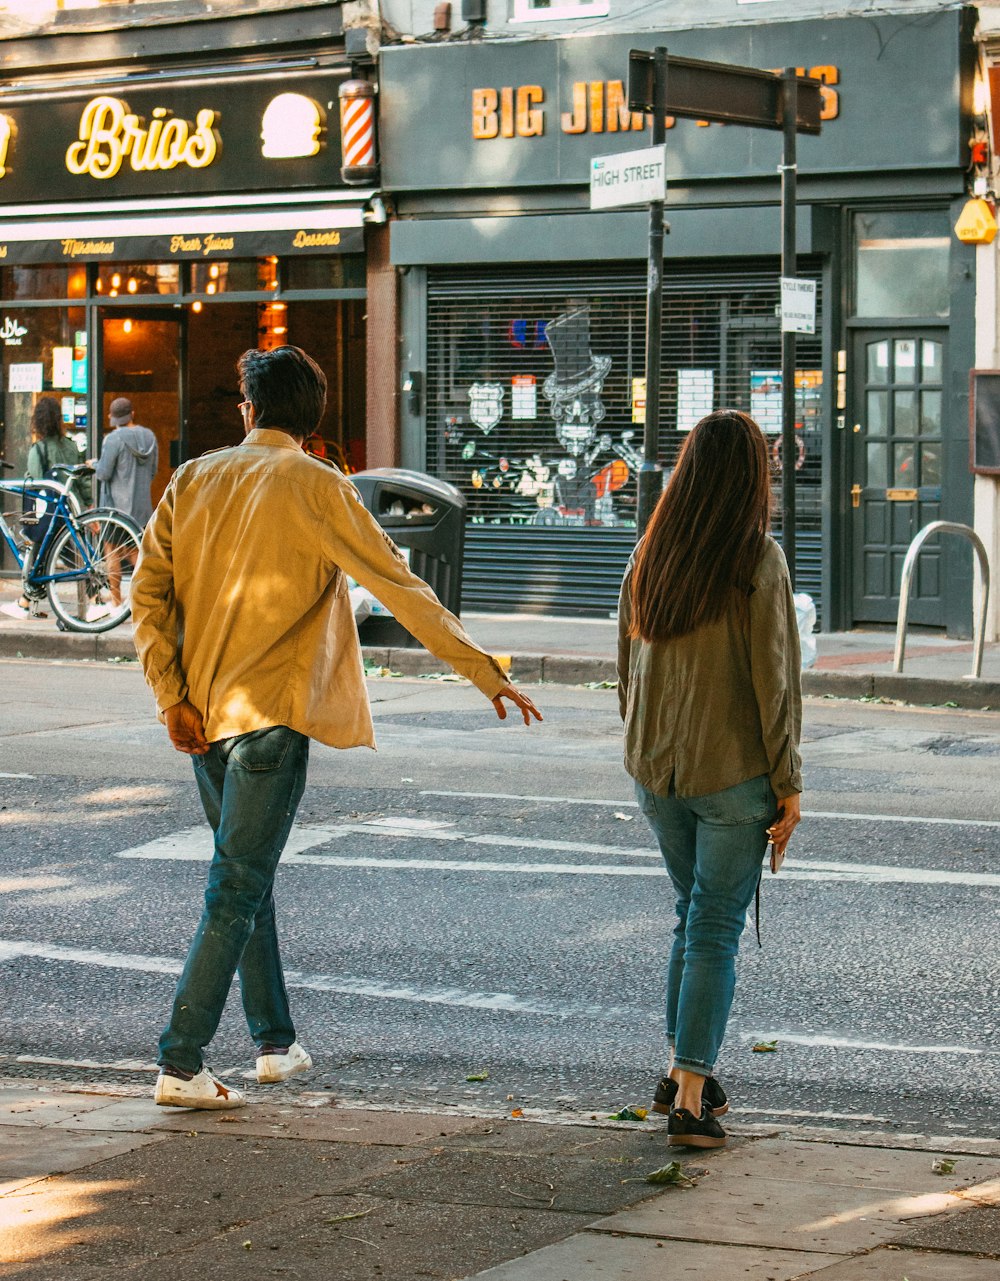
top-left (851, 330), bottom-right (945, 625)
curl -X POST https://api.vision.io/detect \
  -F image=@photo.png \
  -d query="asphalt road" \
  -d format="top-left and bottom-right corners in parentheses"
top-left (2, 656), bottom-right (999, 1141)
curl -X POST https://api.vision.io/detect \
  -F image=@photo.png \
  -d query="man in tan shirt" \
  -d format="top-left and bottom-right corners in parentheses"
top-left (132, 345), bottom-right (540, 1110)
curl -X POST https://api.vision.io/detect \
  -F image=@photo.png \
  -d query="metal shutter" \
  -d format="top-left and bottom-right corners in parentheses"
top-left (426, 260), bottom-right (823, 617)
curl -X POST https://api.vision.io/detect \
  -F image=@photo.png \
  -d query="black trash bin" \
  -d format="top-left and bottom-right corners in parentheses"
top-left (350, 468), bottom-right (466, 648)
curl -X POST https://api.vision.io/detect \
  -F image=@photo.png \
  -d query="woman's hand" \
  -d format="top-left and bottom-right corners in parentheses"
top-left (768, 793), bottom-right (801, 857)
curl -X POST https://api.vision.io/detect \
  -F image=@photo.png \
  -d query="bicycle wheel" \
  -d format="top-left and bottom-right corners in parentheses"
top-left (44, 508), bottom-right (142, 633)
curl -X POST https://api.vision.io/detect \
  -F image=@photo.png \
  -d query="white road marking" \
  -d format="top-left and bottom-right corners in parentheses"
top-left (422, 790), bottom-right (1000, 829)
top-left (0, 939), bottom-right (608, 1019)
top-left (295, 854), bottom-right (661, 876)
top-left (14, 1055), bottom-right (160, 1073)
top-left (734, 1107), bottom-right (891, 1122)
top-left (113, 820), bottom-right (1000, 887)
top-left (739, 1031), bottom-right (982, 1056)
top-left (0, 772), bottom-right (35, 780)
top-left (1, 938), bottom-right (989, 1060)
top-left (115, 824), bottom-right (345, 861)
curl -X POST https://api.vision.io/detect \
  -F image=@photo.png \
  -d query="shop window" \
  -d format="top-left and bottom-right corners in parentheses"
top-left (191, 260), bottom-right (275, 295)
top-left (854, 211), bottom-right (950, 319)
top-left (0, 306), bottom-right (88, 478)
top-left (511, 0), bottom-right (609, 21)
top-left (2, 266), bottom-right (86, 300)
top-left (95, 263), bottom-right (179, 298)
top-left (426, 267), bottom-right (823, 541)
top-left (283, 256), bottom-right (366, 291)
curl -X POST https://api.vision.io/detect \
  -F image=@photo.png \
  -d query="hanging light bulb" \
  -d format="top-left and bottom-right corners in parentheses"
top-left (192, 300), bottom-right (203, 314)
top-left (127, 278), bottom-right (138, 294)
top-left (209, 264), bottom-right (220, 279)
top-left (206, 282), bottom-right (217, 295)
top-left (111, 273), bottom-right (121, 289)
top-left (123, 319), bottom-right (133, 334)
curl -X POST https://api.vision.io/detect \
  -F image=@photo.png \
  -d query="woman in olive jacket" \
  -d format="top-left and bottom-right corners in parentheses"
top-left (618, 409), bottom-right (802, 1150)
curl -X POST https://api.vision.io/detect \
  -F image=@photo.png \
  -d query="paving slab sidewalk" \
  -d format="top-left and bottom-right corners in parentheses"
top-left (2, 1080), bottom-right (999, 1281)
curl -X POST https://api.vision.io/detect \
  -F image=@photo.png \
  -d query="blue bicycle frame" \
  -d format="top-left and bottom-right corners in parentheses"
top-left (0, 477), bottom-right (95, 589)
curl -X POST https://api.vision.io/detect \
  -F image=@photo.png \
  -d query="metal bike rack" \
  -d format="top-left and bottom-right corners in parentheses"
top-left (893, 521), bottom-right (991, 677)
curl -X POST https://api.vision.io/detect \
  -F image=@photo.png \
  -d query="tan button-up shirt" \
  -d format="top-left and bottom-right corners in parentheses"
top-left (131, 429), bottom-right (508, 748)
top-left (617, 536), bottom-right (803, 799)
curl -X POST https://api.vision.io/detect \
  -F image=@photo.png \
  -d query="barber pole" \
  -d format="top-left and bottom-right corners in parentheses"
top-left (339, 79), bottom-right (378, 185)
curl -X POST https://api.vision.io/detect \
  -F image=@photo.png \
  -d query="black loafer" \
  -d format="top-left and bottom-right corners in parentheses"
top-left (667, 1104), bottom-right (727, 1149)
top-left (652, 1074), bottom-right (729, 1117)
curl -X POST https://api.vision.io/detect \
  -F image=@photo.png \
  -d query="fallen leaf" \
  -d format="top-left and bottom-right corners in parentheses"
top-left (466, 1070), bottom-right (489, 1082)
top-left (622, 1161), bottom-right (695, 1187)
top-left (242, 1240), bottom-right (252, 1250)
top-left (326, 1208), bottom-right (376, 1225)
top-left (608, 1107), bottom-right (648, 1122)
top-left (613, 812), bottom-right (634, 822)
top-left (510, 1108), bottom-right (524, 1118)
top-left (752, 1040), bottom-right (779, 1053)
top-left (931, 1158), bottom-right (957, 1175)
top-left (584, 679), bottom-right (617, 689)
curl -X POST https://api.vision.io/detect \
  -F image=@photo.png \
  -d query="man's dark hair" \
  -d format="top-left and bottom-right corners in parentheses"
top-left (237, 346), bottom-right (327, 437)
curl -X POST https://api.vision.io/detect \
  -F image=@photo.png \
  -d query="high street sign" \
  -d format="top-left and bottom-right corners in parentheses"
top-left (627, 51), bottom-right (823, 135)
top-left (589, 144), bottom-right (666, 210)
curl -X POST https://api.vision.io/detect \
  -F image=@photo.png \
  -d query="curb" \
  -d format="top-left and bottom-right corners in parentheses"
top-left (801, 668), bottom-right (1000, 710)
top-left (3, 627), bottom-right (1000, 707)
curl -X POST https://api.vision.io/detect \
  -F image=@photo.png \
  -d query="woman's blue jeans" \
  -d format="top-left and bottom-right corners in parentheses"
top-left (158, 725), bottom-right (310, 1074)
top-left (636, 773), bottom-right (777, 1078)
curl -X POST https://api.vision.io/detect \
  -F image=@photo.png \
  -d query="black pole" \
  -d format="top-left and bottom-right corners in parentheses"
top-left (636, 46), bottom-right (667, 538)
top-left (780, 68), bottom-right (797, 588)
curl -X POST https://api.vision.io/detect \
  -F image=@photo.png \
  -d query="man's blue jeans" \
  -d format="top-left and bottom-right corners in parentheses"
top-left (158, 725), bottom-right (310, 1073)
top-left (636, 773), bottom-right (777, 1078)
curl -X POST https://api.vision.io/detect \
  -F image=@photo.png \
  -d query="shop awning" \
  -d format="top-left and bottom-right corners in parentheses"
top-left (0, 191), bottom-right (371, 263)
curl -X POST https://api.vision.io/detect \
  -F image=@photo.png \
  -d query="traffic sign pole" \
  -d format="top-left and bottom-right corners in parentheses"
top-left (637, 46), bottom-right (668, 538)
top-left (780, 68), bottom-right (798, 588)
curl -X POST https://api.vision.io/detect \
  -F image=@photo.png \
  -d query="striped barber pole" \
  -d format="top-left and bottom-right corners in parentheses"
top-left (339, 79), bottom-right (379, 184)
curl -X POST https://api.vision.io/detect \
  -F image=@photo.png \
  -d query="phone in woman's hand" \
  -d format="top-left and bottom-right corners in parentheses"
top-left (769, 839), bottom-right (785, 875)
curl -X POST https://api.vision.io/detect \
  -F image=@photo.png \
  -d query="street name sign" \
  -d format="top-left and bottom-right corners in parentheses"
top-left (627, 51), bottom-right (823, 135)
top-left (590, 144), bottom-right (666, 210)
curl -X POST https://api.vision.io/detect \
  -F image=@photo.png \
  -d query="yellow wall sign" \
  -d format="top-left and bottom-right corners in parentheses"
top-left (473, 68), bottom-right (840, 140)
top-left (65, 97), bottom-right (219, 180)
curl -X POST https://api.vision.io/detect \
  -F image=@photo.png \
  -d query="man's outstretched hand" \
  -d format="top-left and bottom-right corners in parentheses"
top-left (492, 684), bottom-right (543, 726)
top-left (164, 699), bottom-right (210, 755)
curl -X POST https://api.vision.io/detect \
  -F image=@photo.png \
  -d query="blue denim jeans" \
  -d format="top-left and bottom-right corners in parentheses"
top-left (636, 773), bottom-right (777, 1078)
top-left (158, 725), bottom-right (310, 1073)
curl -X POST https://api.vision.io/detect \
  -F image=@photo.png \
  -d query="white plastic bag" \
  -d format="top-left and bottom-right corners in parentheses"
top-left (794, 592), bottom-right (817, 670)
top-left (349, 584), bottom-right (374, 624)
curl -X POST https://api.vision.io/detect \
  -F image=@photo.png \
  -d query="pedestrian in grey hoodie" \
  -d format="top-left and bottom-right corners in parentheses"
top-left (91, 397), bottom-right (158, 528)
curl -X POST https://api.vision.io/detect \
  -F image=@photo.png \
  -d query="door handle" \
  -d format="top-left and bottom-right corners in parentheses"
top-left (850, 483), bottom-right (862, 508)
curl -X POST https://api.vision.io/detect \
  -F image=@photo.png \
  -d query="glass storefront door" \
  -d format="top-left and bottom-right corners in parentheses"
top-left (99, 310), bottom-right (184, 509)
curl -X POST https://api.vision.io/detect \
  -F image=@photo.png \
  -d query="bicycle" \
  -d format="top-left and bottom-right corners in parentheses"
top-left (0, 460), bottom-right (144, 633)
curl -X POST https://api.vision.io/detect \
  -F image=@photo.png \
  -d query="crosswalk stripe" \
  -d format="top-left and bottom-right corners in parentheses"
top-left (112, 819), bottom-right (1000, 887)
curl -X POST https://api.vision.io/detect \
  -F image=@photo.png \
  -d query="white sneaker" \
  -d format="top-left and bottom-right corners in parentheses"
top-left (154, 1066), bottom-right (246, 1110)
top-left (256, 1041), bottom-right (313, 1084)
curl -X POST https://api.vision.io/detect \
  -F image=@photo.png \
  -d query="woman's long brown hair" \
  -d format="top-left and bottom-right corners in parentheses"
top-left (629, 409), bottom-right (772, 642)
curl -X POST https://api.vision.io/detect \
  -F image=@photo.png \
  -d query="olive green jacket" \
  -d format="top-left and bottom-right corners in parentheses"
top-left (617, 536), bottom-right (803, 800)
